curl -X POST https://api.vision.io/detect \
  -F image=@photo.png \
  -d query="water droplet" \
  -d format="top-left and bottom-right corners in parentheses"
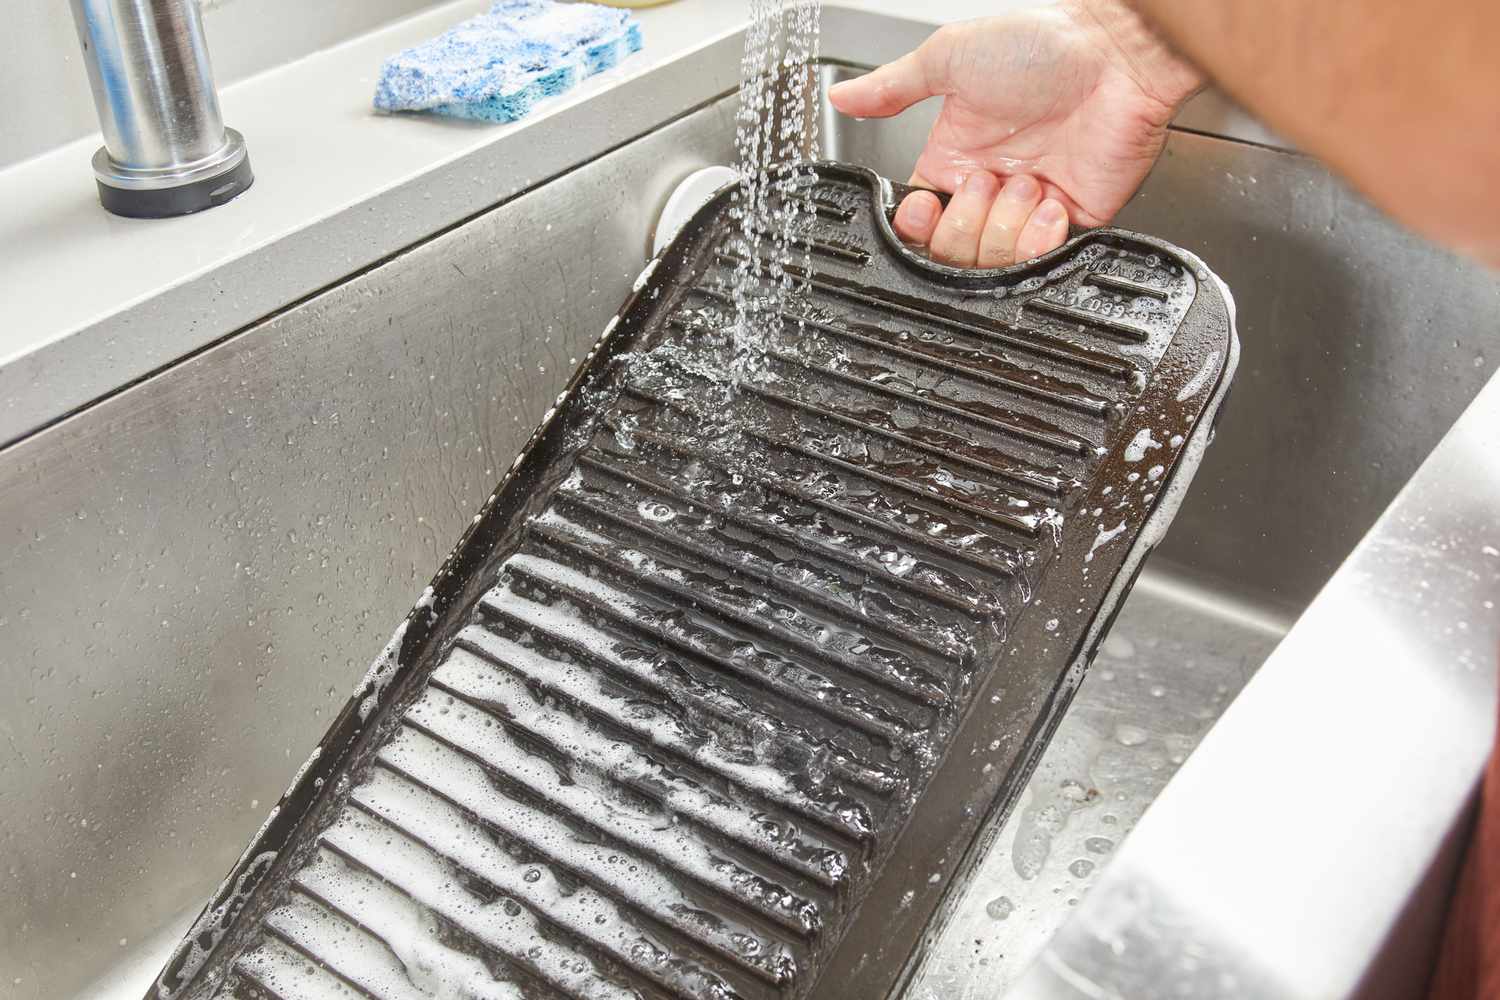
top-left (1085, 836), bottom-right (1114, 854)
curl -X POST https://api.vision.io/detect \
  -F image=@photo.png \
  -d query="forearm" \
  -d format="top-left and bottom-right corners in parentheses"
top-left (1127, 0), bottom-right (1500, 265)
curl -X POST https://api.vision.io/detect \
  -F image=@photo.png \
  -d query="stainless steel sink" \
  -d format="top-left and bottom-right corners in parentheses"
top-left (2, 13), bottom-right (1498, 999)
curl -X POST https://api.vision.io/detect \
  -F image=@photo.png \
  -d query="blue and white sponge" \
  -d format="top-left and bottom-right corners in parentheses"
top-left (374, 0), bottom-right (643, 123)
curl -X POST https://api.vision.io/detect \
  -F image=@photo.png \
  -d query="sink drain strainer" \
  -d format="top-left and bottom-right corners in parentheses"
top-left (151, 163), bottom-right (1236, 1000)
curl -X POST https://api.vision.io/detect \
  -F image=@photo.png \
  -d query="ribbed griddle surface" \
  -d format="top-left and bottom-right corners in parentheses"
top-left (152, 164), bottom-right (1235, 1000)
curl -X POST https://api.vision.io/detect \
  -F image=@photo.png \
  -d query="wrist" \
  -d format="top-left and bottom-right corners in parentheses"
top-left (1061, 0), bottom-right (1204, 114)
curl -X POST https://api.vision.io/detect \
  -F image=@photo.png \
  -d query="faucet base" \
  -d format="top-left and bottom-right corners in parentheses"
top-left (93, 128), bottom-right (254, 219)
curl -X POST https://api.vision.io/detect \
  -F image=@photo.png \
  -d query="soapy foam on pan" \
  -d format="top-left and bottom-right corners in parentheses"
top-left (403, 685), bottom-right (819, 931)
top-left (432, 647), bottom-right (847, 881)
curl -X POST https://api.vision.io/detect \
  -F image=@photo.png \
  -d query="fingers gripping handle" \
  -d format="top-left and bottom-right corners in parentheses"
top-left (884, 180), bottom-right (950, 226)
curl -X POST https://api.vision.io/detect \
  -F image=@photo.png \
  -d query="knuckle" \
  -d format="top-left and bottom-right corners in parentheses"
top-left (929, 237), bottom-right (960, 263)
top-left (926, 24), bottom-right (958, 51)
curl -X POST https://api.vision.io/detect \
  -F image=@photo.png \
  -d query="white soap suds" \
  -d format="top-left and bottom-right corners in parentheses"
top-left (261, 890), bottom-right (520, 1000)
top-left (238, 937), bottom-right (368, 1000)
top-left (357, 620), bottom-right (409, 722)
top-left (434, 648), bottom-right (844, 881)
top-left (1123, 428), bottom-right (1161, 463)
top-left (415, 586), bottom-right (437, 612)
top-left (157, 852), bottom-right (279, 998)
top-left (456, 619), bottom-right (803, 808)
top-left (316, 811), bottom-right (637, 999)
top-left (375, 728), bottom-right (795, 964)
top-left (282, 746), bottom-right (323, 799)
top-left (1177, 350), bottom-right (1221, 401)
top-left (405, 687), bottom-right (812, 932)
top-left (632, 258), bottom-right (659, 293)
top-left (1085, 521), bottom-right (1128, 563)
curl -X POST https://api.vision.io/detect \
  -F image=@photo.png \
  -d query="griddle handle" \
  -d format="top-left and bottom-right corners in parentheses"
top-left (883, 180), bottom-right (1086, 256)
top-left (884, 181), bottom-right (952, 260)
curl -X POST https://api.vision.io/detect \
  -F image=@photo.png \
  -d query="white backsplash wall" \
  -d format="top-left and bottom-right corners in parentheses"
top-left (0, 0), bottom-right (444, 169)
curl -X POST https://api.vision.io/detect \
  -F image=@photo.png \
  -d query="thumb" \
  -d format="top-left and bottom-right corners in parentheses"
top-left (827, 49), bottom-right (938, 119)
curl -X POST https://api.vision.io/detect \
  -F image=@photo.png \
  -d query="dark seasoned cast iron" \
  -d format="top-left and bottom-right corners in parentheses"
top-left (148, 163), bottom-right (1237, 1000)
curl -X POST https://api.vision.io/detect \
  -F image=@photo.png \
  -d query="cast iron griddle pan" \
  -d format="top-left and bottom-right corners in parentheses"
top-left (148, 163), bottom-right (1237, 1000)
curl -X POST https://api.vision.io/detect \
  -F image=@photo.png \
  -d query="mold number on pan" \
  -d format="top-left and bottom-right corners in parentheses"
top-left (1039, 284), bottom-right (1172, 326)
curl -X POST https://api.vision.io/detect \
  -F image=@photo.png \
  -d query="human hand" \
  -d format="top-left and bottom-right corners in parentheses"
top-left (828, 0), bottom-right (1201, 267)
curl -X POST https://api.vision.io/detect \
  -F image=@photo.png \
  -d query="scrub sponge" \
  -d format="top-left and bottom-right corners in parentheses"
top-left (374, 0), bottom-right (643, 123)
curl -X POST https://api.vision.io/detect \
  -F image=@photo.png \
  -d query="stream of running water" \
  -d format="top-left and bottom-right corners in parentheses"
top-left (726, 0), bottom-right (823, 384)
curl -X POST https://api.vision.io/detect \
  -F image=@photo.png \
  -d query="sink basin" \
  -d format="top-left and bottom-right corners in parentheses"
top-left (2, 13), bottom-right (1497, 999)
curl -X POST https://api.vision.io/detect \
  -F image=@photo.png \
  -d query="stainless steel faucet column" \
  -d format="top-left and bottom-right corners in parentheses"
top-left (69, 0), bottom-right (253, 218)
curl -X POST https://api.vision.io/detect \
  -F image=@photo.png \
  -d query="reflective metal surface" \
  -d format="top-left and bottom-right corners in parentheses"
top-left (4, 0), bottom-right (441, 169)
top-left (905, 571), bottom-right (1290, 998)
top-left (1008, 370), bottom-right (1500, 1000)
top-left (68, 0), bottom-right (251, 214)
top-left (70, 0), bottom-right (228, 168)
top-left (4, 18), bottom-right (1499, 1000)
top-left (0, 97), bottom-right (737, 1000)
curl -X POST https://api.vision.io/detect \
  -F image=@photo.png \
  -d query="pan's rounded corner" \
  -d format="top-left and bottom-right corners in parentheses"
top-left (1169, 240), bottom-right (1241, 396)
